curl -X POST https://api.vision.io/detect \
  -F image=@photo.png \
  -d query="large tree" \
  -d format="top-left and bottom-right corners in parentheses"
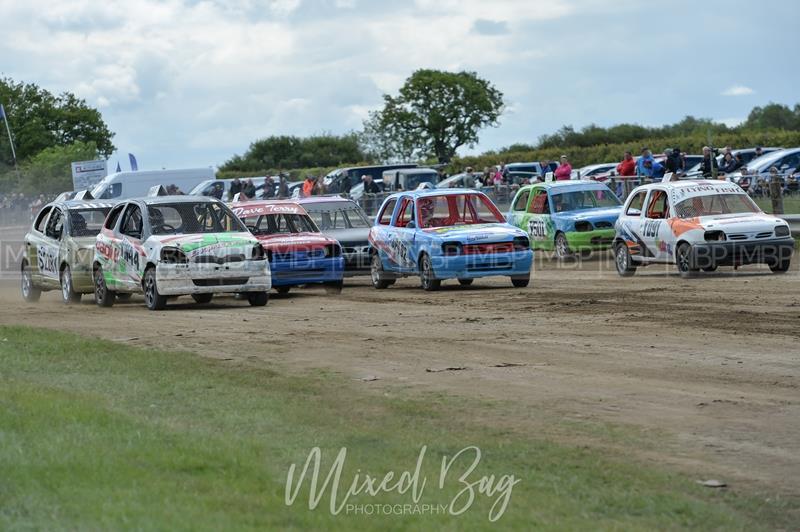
top-left (0, 77), bottom-right (115, 167)
top-left (363, 69), bottom-right (504, 164)
top-left (220, 133), bottom-right (366, 173)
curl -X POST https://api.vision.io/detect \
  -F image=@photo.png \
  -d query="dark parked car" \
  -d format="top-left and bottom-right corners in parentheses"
top-left (323, 164), bottom-right (417, 194)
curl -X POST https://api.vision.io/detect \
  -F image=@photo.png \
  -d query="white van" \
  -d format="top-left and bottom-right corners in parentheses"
top-left (90, 168), bottom-right (215, 200)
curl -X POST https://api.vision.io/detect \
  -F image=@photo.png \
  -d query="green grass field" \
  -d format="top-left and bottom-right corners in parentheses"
top-left (753, 196), bottom-right (800, 214)
top-left (0, 326), bottom-right (795, 531)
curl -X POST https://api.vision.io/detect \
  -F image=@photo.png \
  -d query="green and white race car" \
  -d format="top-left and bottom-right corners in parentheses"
top-left (21, 200), bottom-right (116, 304)
top-left (93, 196), bottom-right (271, 310)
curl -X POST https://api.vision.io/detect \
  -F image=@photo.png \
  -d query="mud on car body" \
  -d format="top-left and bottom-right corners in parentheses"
top-left (368, 189), bottom-right (533, 291)
top-left (507, 181), bottom-right (622, 259)
top-left (93, 196), bottom-right (270, 310)
top-left (613, 180), bottom-right (794, 277)
top-left (21, 200), bottom-right (115, 304)
top-left (230, 200), bottom-right (344, 294)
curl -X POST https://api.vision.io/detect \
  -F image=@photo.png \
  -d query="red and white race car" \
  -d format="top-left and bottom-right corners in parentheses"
top-left (613, 180), bottom-right (794, 277)
top-left (229, 200), bottom-right (345, 294)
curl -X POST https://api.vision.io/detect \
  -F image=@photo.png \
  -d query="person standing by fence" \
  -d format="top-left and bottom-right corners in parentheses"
top-left (554, 155), bottom-right (572, 181)
top-left (769, 166), bottom-right (784, 214)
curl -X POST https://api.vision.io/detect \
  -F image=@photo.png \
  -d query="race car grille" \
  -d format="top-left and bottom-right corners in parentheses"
top-left (756, 231), bottom-right (774, 239)
top-left (272, 249), bottom-right (326, 262)
top-left (727, 234), bottom-right (747, 241)
top-left (342, 243), bottom-right (370, 254)
top-left (194, 254), bottom-right (245, 264)
top-left (462, 242), bottom-right (514, 255)
top-left (594, 221), bottom-right (613, 229)
top-left (192, 277), bottom-right (249, 287)
top-left (466, 260), bottom-right (513, 271)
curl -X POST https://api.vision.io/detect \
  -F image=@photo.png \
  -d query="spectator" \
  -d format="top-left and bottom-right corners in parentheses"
top-left (340, 173), bottom-right (352, 195)
top-left (734, 153), bottom-right (745, 170)
top-left (363, 174), bottom-right (380, 194)
top-left (229, 178), bottom-right (242, 200)
top-left (463, 167), bottom-right (476, 188)
top-left (262, 176), bottom-right (275, 199)
top-left (665, 148), bottom-right (684, 175)
top-left (302, 175), bottom-right (315, 197)
top-left (210, 182), bottom-right (224, 200)
top-left (242, 179), bottom-right (256, 199)
top-left (554, 155), bottom-right (572, 181)
top-left (277, 175), bottom-right (290, 198)
top-left (720, 153), bottom-right (738, 174)
top-left (636, 147), bottom-right (655, 176)
top-left (700, 146), bottom-right (718, 177)
top-left (754, 146), bottom-right (764, 159)
top-left (616, 151), bottom-right (636, 176)
top-left (538, 160), bottom-right (551, 179)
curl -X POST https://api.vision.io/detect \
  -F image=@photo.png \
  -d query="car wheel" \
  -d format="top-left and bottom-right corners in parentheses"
top-left (676, 243), bottom-right (698, 278)
top-left (143, 267), bottom-right (167, 310)
top-left (21, 261), bottom-right (41, 303)
top-left (370, 253), bottom-right (392, 289)
top-left (192, 293), bottom-right (213, 304)
top-left (702, 265), bottom-right (718, 273)
top-left (60, 265), bottom-right (81, 304)
top-left (511, 275), bottom-right (530, 288)
top-left (419, 253), bottom-right (440, 291)
top-left (769, 258), bottom-right (791, 274)
top-left (247, 291), bottom-right (269, 306)
top-left (324, 280), bottom-right (344, 294)
top-left (275, 286), bottom-right (291, 295)
top-left (614, 243), bottom-right (637, 277)
top-left (555, 233), bottom-right (572, 259)
top-left (457, 278), bottom-right (473, 286)
top-left (116, 293), bottom-right (132, 301)
top-left (94, 265), bottom-right (115, 307)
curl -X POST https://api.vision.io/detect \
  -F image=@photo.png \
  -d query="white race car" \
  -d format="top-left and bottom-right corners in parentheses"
top-left (93, 196), bottom-right (271, 310)
top-left (613, 180), bottom-right (794, 277)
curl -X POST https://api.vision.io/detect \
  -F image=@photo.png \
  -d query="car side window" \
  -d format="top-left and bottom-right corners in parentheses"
top-left (45, 208), bottom-right (64, 239)
top-left (645, 190), bottom-right (669, 219)
top-left (33, 206), bottom-right (52, 233)
top-left (377, 199), bottom-right (396, 225)
top-left (512, 190), bottom-right (530, 211)
top-left (394, 198), bottom-right (414, 228)
top-left (104, 204), bottom-right (125, 230)
top-left (626, 191), bottom-right (647, 216)
top-left (529, 191), bottom-right (549, 214)
top-left (120, 204), bottom-right (143, 239)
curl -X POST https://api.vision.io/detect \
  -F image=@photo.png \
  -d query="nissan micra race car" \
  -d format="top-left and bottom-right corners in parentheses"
top-left (230, 200), bottom-right (344, 294)
top-left (369, 190), bottom-right (533, 290)
top-left (613, 180), bottom-right (794, 277)
top-left (507, 181), bottom-right (622, 258)
top-left (21, 200), bottom-right (115, 304)
top-left (93, 196), bottom-right (270, 310)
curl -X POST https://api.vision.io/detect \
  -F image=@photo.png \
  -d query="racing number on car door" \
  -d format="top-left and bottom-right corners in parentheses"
top-left (117, 204), bottom-right (145, 289)
top-left (527, 190), bottom-right (550, 243)
top-left (39, 207), bottom-right (64, 283)
top-left (643, 189), bottom-right (670, 260)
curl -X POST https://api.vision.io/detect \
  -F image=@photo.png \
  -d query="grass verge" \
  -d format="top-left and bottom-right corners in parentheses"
top-left (0, 326), bottom-right (795, 530)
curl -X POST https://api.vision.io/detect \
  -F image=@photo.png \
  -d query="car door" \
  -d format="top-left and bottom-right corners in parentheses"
top-left (25, 206), bottom-right (52, 285)
top-left (38, 207), bottom-right (66, 288)
top-left (96, 203), bottom-right (125, 288)
top-left (389, 196), bottom-right (417, 273)
top-left (617, 190), bottom-right (650, 261)
top-left (526, 187), bottom-right (553, 250)
top-left (507, 187), bottom-right (530, 234)
top-left (641, 188), bottom-right (671, 262)
top-left (116, 203), bottom-right (146, 290)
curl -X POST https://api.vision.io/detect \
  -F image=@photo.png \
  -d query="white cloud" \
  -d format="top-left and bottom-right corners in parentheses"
top-left (722, 85), bottom-right (755, 96)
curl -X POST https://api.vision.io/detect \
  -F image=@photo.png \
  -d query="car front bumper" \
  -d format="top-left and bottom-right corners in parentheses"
top-left (270, 256), bottom-right (344, 287)
top-left (566, 229), bottom-right (616, 250)
top-left (341, 245), bottom-right (371, 275)
top-left (430, 250), bottom-right (533, 280)
top-left (155, 260), bottom-right (271, 295)
top-left (689, 237), bottom-right (795, 268)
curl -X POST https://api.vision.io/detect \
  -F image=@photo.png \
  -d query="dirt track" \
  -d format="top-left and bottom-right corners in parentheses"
top-left (1, 255), bottom-right (799, 498)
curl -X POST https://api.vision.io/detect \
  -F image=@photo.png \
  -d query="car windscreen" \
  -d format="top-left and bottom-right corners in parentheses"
top-left (243, 213), bottom-right (318, 235)
top-left (148, 202), bottom-right (246, 234)
top-left (417, 194), bottom-right (504, 228)
top-left (674, 193), bottom-right (760, 218)
top-left (68, 207), bottom-right (112, 237)
top-left (304, 202), bottom-right (371, 229)
top-left (550, 189), bottom-right (620, 213)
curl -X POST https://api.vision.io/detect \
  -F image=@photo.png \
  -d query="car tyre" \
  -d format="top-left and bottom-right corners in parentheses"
top-left (457, 278), bottom-right (474, 286)
top-left (192, 293), bottom-right (213, 304)
top-left (769, 258), bottom-right (791, 274)
top-left (554, 232), bottom-right (573, 260)
top-left (370, 253), bottom-right (392, 289)
top-left (324, 280), bottom-right (344, 294)
top-left (275, 286), bottom-right (291, 295)
top-left (247, 291), bottom-right (269, 306)
top-left (702, 265), bottom-right (718, 273)
top-left (676, 243), bottom-right (698, 278)
top-left (143, 267), bottom-right (167, 310)
top-left (94, 265), bottom-right (115, 307)
top-left (21, 261), bottom-right (41, 303)
top-left (419, 253), bottom-right (440, 291)
top-left (614, 243), bottom-right (637, 277)
top-left (511, 275), bottom-right (530, 288)
top-left (60, 265), bottom-right (81, 304)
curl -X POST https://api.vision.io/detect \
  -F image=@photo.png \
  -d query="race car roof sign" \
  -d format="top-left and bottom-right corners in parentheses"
top-left (230, 202), bottom-right (306, 218)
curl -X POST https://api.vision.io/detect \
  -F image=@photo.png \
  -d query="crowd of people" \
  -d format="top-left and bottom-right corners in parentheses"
top-left (0, 192), bottom-right (54, 225)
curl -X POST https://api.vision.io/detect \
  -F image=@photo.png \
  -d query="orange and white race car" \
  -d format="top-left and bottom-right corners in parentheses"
top-left (613, 180), bottom-right (793, 277)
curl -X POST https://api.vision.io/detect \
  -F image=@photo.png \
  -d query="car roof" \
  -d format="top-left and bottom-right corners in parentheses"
top-left (132, 195), bottom-right (222, 205)
top-left (228, 199), bottom-right (307, 216)
top-left (524, 181), bottom-right (609, 191)
top-left (51, 200), bottom-right (117, 210)
top-left (635, 179), bottom-right (742, 191)
top-left (296, 195), bottom-right (357, 204)
top-left (384, 188), bottom-right (491, 201)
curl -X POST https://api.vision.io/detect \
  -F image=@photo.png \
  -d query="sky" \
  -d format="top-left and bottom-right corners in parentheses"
top-left (1, 0), bottom-right (798, 170)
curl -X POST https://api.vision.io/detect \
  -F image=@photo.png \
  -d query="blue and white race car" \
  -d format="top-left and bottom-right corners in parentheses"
top-left (368, 190), bottom-right (533, 290)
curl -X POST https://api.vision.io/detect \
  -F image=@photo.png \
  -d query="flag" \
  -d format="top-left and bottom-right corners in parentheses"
top-left (129, 153), bottom-right (138, 171)
top-left (115, 161), bottom-right (122, 173)
top-left (0, 103), bottom-right (6, 121)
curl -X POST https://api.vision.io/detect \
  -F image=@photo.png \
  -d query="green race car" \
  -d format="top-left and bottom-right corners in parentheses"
top-left (506, 181), bottom-right (622, 258)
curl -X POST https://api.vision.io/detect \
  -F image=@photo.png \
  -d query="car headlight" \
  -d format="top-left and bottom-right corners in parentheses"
top-left (512, 236), bottom-right (530, 251)
top-left (775, 225), bottom-right (790, 238)
top-left (324, 244), bottom-right (341, 257)
top-left (160, 247), bottom-right (188, 264)
top-left (574, 221), bottom-right (593, 232)
top-left (704, 230), bottom-right (726, 242)
top-left (441, 242), bottom-right (462, 255)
